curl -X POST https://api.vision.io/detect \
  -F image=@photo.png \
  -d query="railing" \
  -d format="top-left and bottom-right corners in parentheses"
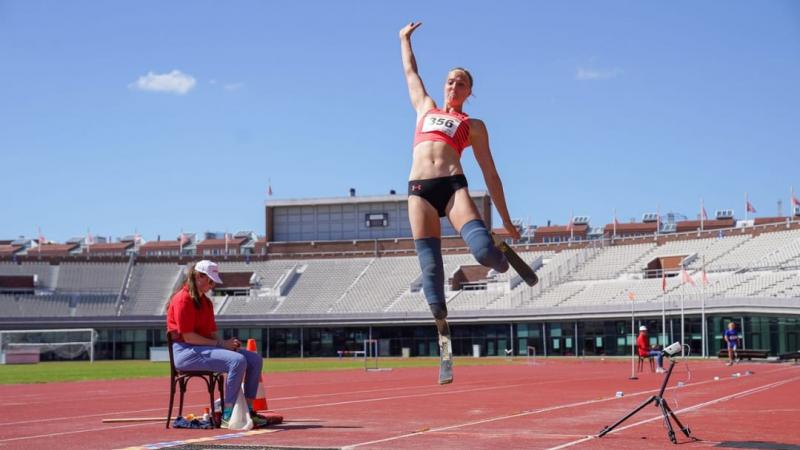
top-left (114, 253), bottom-right (136, 315)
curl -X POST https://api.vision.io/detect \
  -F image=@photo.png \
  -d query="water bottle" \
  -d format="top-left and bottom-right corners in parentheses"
top-left (202, 407), bottom-right (210, 422)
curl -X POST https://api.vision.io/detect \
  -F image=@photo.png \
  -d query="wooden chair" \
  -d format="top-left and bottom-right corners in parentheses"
top-left (637, 354), bottom-right (655, 372)
top-left (166, 331), bottom-right (225, 428)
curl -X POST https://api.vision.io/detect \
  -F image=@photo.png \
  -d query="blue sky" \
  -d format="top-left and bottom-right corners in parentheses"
top-left (1, 1), bottom-right (799, 242)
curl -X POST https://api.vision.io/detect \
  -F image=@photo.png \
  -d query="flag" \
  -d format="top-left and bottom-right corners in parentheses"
top-left (627, 291), bottom-right (636, 301)
top-left (655, 208), bottom-right (661, 234)
top-left (681, 269), bottom-right (696, 286)
top-left (661, 270), bottom-right (667, 293)
top-left (792, 194), bottom-right (800, 208)
top-left (701, 269), bottom-right (709, 286)
top-left (746, 201), bottom-right (756, 214)
top-left (37, 227), bottom-right (45, 253)
top-left (613, 209), bottom-right (619, 237)
top-left (700, 198), bottom-right (708, 231)
top-left (179, 232), bottom-right (188, 253)
top-left (566, 213), bottom-right (574, 241)
top-left (86, 230), bottom-right (94, 246)
top-left (268, 178), bottom-right (273, 197)
top-left (224, 232), bottom-right (230, 255)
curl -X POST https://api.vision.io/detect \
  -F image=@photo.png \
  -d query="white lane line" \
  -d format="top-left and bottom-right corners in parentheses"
top-left (0, 380), bottom-right (496, 428)
top-left (0, 422), bottom-right (156, 444)
top-left (277, 382), bottom-right (534, 411)
top-left (342, 368), bottom-right (798, 449)
top-left (545, 376), bottom-right (800, 450)
top-left (4, 365), bottom-right (795, 445)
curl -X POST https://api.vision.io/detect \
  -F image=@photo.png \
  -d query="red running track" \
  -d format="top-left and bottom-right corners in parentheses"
top-left (1, 358), bottom-right (799, 449)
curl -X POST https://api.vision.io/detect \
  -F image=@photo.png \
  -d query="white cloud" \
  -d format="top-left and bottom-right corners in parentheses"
top-left (129, 70), bottom-right (196, 94)
top-left (575, 67), bottom-right (623, 81)
top-left (223, 82), bottom-right (244, 91)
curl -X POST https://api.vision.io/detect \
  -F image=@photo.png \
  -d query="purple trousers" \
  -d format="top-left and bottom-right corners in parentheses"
top-left (172, 342), bottom-right (263, 406)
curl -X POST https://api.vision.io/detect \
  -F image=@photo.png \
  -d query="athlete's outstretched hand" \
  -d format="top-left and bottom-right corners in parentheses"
top-left (399, 22), bottom-right (422, 40)
top-left (504, 221), bottom-right (522, 241)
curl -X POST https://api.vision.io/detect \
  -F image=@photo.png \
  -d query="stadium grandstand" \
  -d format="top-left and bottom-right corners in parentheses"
top-left (1, 192), bottom-right (799, 363)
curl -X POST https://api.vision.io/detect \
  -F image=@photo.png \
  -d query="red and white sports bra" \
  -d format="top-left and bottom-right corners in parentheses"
top-left (413, 108), bottom-right (471, 157)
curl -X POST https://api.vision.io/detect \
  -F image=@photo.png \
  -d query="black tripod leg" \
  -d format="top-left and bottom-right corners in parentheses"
top-left (663, 402), bottom-right (693, 438)
top-left (657, 398), bottom-right (677, 444)
top-left (598, 396), bottom-right (656, 437)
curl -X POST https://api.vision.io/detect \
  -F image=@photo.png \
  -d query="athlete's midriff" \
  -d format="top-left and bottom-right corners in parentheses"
top-left (409, 142), bottom-right (464, 180)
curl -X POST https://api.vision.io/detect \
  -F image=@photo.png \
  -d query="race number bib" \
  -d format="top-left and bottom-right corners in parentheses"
top-left (421, 114), bottom-right (461, 137)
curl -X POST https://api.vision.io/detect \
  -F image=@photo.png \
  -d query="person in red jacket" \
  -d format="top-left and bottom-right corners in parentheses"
top-left (166, 260), bottom-right (268, 428)
top-left (637, 326), bottom-right (665, 373)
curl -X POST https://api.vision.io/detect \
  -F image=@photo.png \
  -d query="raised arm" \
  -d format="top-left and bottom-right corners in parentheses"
top-left (470, 119), bottom-right (521, 240)
top-left (399, 22), bottom-right (435, 115)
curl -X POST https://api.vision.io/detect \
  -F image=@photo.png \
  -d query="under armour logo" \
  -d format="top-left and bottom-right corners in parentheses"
top-left (411, 184), bottom-right (422, 192)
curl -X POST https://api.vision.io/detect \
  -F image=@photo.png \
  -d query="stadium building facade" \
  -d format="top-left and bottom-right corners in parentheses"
top-left (2, 193), bottom-right (800, 362)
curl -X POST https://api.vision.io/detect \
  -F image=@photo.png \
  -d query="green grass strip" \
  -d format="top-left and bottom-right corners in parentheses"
top-left (0, 356), bottom-right (546, 384)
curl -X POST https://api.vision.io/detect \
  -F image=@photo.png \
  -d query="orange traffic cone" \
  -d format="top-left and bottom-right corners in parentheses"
top-left (247, 339), bottom-right (268, 412)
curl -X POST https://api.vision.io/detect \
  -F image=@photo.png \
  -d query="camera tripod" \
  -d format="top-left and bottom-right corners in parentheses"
top-left (598, 358), bottom-right (696, 444)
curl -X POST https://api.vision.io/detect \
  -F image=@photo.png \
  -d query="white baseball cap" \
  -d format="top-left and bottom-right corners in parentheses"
top-left (195, 260), bottom-right (223, 284)
top-left (639, 326), bottom-right (648, 331)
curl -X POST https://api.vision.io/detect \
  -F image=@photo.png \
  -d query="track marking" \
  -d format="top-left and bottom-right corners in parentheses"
top-left (1, 364), bottom-right (791, 429)
top-left (0, 379), bottom-right (504, 428)
top-left (545, 376), bottom-right (800, 450)
top-left (341, 367), bottom-right (798, 449)
top-left (0, 422), bottom-right (159, 444)
top-left (3, 364), bottom-right (795, 445)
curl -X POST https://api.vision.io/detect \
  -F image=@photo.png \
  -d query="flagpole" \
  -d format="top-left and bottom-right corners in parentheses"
top-left (629, 291), bottom-right (638, 380)
top-left (656, 203), bottom-right (660, 237)
top-left (569, 210), bottom-right (574, 242)
top-left (702, 256), bottom-right (707, 358)
top-left (745, 192), bottom-right (748, 221)
top-left (681, 266), bottom-right (686, 358)
top-left (700, 198), bottom-right (705, 231)
top-left (661, 271), bottom-right (667, 348)
top-left (613, 208), bottom-right (617, 239)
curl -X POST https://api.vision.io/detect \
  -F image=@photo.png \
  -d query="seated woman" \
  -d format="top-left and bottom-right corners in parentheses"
top-left (637, 326), bottom-right (665, 373)
top-left (166, 260), bottom-right (268, 428)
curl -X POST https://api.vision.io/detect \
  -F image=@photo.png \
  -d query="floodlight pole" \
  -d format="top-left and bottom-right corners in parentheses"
top-left (629, 293), bottom-right (637, 380)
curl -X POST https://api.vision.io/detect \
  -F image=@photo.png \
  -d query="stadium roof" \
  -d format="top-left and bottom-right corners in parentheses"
top-left (31, 243), bottom-right (79, 255)
top-left (266, 191), bottom-right (489, 207)
top-left (139, 240), bottom-right (181, 249)
top-left (0, 244), bottom-right (24, 256)
top-left (85, 242), bottom-right (134, 252)
top-left (196, 237), bottom-right (249, 248)
top-left (536, 224), bottom-right (589, 234)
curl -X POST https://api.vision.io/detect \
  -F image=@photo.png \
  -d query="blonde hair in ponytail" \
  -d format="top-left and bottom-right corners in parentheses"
top-left (169, 262), bottom-right (203, 309)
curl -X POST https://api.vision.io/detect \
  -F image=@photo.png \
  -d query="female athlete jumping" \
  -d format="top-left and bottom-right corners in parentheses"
top-left (400, 21), bottom-right (521, 384)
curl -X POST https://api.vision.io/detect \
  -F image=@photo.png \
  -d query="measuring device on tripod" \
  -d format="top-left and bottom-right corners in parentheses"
top-left (598, 342), bottom-right (698, 444)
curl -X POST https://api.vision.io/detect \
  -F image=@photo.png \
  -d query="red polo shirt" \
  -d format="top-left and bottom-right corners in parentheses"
top-left (636, 333), bottom-right (650, 357)
top-left (166, 285), bottom-right (217, 342)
